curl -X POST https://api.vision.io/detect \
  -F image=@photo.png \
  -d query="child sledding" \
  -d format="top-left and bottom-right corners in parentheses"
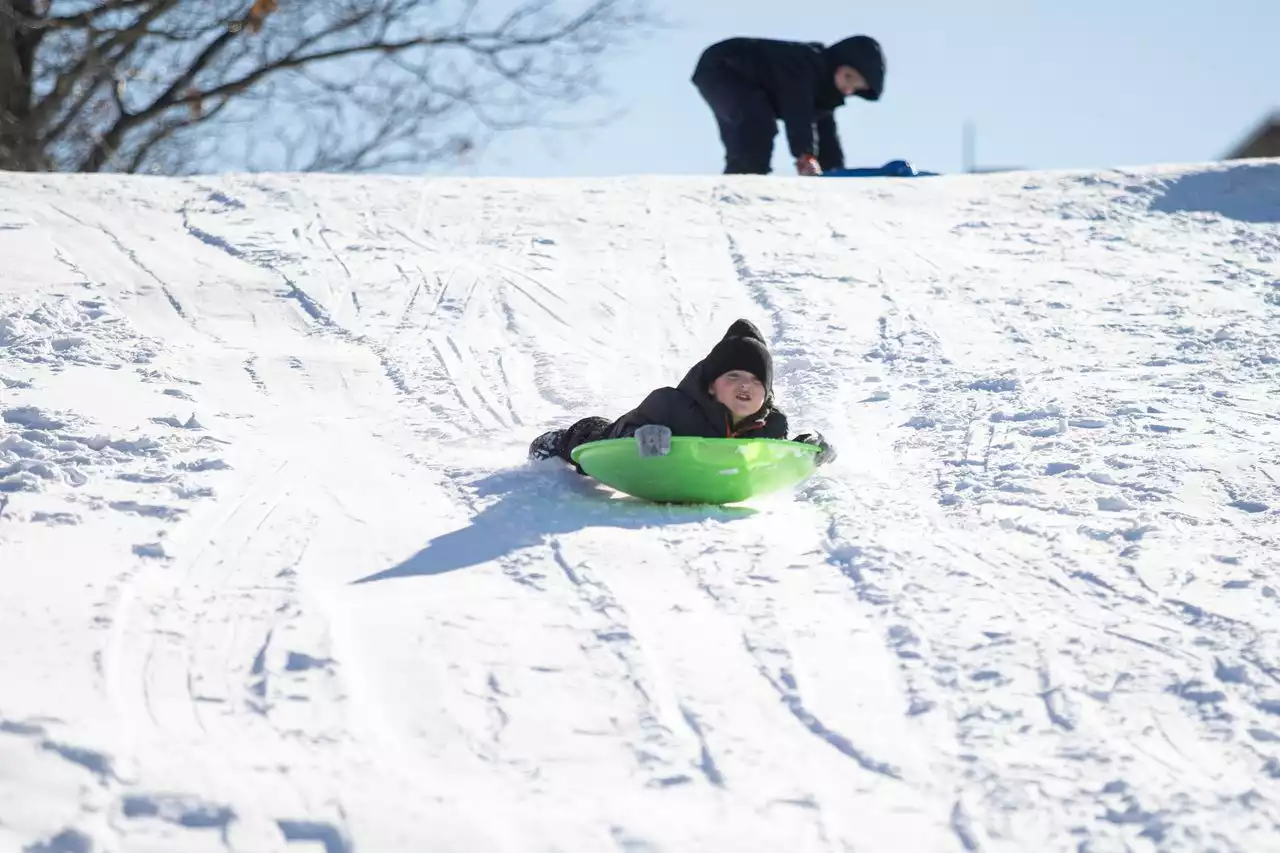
top-left (528, 319), bottom-right (835, 504)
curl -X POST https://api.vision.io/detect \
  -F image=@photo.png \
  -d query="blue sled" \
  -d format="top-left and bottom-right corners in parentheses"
top-left (823, 159), bottom-right (939, 178)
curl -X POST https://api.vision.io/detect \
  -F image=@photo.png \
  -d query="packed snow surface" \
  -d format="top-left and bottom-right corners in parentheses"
top-left (1, 160), bottom-right (1279, 852)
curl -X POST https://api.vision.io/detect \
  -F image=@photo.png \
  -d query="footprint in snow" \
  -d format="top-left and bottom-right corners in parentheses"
top-left (170, 483), bottom-right (215, 500)
top-left (150, 414), bottom-right (204, 429)
top-left (122, 793), bottom-right (235, 831)
top-left (285, 652), bottom-right (334, 673)
top-left (205, 190), bottom-right (245, 210)
top-left (276, 819), bottom-right (353, 853)
top-left (179, 458), bottom-right (230, 472)
top-left (967, 376), bottom-right (1021, 393)
top-left (21, 828), bottom-right (94, 853)
top-left (1097, 496), bottom-right (1137, 512)
top-left (2, 406), bottom-right (68, 431)
top-left (110, 501), bottom-right (186, 521)
top-left (31, 511), bottom-right (80, 526)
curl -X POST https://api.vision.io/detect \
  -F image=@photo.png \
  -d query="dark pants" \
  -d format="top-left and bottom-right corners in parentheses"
top-left (693, 68), bottom-right (777, 175)
top-left (555, 416), bottom-right (614, 472)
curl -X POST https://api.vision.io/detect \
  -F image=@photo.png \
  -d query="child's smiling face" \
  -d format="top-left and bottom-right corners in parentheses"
top-left (708, 370), bottom-right (765, 420)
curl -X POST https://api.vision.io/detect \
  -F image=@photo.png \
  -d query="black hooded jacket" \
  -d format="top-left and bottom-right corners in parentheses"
top-left (693, 36), bottom-right (885, 169)
top-left (607, 320), bottom-right (789, 441)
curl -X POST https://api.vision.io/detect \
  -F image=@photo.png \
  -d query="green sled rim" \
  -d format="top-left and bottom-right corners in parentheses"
top-left (569, 436), bottom-right (819, 504)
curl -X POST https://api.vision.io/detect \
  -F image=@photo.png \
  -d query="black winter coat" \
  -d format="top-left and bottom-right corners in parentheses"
top-left (693, 37), bottom-right (849, 168)
top-left (606, 358), bottom-right (789, 441)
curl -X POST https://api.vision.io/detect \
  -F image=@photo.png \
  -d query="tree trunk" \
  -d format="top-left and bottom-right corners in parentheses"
top-left (0, 0), bottom-right (42, 170)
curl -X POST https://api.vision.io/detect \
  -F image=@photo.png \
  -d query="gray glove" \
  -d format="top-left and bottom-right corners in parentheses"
top-left (635, 424), bottom-right (672, 458)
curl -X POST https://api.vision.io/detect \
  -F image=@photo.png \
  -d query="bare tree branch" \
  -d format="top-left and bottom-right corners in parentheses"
top-left (122, 88), bottom-right (230, 171)
top-left (5, 0), bottom-right (155, 31)
top-left (32, 0), bottom-right (179, 133)
top-left (1, 0), bottom-right (657, 174)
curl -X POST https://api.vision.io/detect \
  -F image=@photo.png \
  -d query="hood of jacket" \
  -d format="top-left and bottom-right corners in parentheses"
top-left (824, 35), bottom-right (885, 101)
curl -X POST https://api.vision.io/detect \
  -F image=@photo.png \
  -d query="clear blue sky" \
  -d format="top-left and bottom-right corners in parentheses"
top-left (463, 0), bottom-right (1280, 177)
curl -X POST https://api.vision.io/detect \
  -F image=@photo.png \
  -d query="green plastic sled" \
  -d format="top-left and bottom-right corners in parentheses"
top-left (569, 436), bottom-right (820, 505)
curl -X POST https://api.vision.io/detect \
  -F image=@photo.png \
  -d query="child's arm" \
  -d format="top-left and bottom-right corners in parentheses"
top-left (608, 387), bottom-right (685, 439)
top-left (769, 59), bottom-right (821, 168)
top-left (815, 112), bottom-right (844, 172)
top-left (763, 408), bottom-right (835, 464)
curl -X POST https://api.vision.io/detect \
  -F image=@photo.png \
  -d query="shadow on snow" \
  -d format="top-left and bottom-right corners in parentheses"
top-left (351, 463), bottom-right (757, 584)
top-left (1148, 161), bottom-right (1280, 224)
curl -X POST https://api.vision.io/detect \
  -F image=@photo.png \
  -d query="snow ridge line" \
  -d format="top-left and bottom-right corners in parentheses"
top-left (678, 704), bottom-right (726, 788)
top-left (89, 213), bottom-right (190, 321)
top-left (176, 200), bottom-right (424, 401)
top-left (422, 463), bottom-right (734, 791)
top-left (718, 228), bottom-right (787, 344)
top-left (548, 536), bottom-right (718, 789)
top-left (742, 632), bottom-right (903, 780)
top-left (278, 275), bottom-right (332, 326)
top-left (664, 517), bottom-right (909, 785)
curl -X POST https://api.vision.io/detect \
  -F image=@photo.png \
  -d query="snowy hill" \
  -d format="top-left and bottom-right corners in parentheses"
top-left (1, 160), bottom-right (1279, 853)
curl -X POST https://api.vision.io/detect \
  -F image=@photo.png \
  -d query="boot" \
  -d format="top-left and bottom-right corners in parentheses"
top-left (528, 429), bottom-right (565, 462)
